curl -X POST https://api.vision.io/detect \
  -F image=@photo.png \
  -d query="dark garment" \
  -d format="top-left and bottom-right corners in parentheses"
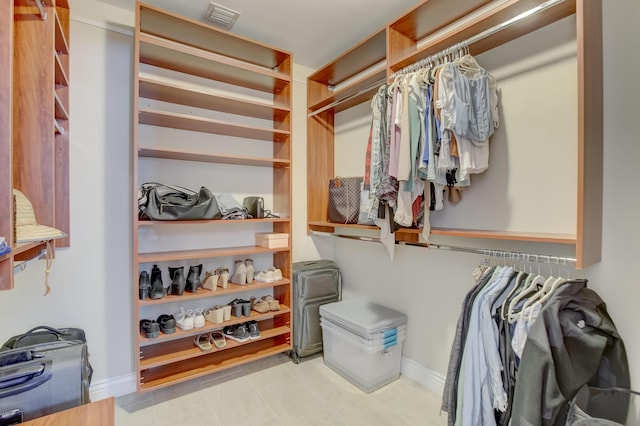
top-left (441, 266), bottom-right (495, 425)
top-left (511, 280), bottom-right (630, 426)
top-left (494, 291), bottom-right (518, 426)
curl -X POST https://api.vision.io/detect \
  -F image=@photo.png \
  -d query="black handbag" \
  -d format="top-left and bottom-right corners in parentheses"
top-left (138, 182), bottom-right (221, 221)
top-left (328, 177), bottom-right (362, 224)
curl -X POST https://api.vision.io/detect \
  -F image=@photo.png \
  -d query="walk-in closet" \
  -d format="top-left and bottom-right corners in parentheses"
top-left (0, 0), bottom-right (638, 423)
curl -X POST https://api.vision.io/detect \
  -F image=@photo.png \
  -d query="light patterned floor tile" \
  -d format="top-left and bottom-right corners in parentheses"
top-left (115, 354), bottom-right (446, 426)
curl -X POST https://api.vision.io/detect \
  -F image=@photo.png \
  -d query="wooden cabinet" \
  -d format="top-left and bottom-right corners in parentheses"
top-left (133, 2), bottom-right (292, 392)
top-left (307, 0), bottom-right (602, 269)
top-left (0, 0), bottom-right (71, 290)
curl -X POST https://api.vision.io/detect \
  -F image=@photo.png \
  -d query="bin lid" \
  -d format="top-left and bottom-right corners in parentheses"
top-left (319, 299), bottom-right (407, 338)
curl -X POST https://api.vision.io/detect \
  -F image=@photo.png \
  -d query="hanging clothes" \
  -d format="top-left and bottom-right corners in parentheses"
top-left (365, 52), bottom-right (500, 247)
top-left (510, 279), bottom-right (630, 426)
top-left (442, 266), bottom-right (630, 426)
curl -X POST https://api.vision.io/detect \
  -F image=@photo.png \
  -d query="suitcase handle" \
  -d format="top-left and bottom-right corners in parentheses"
top-left (0, 360), bottom-right (52, 399)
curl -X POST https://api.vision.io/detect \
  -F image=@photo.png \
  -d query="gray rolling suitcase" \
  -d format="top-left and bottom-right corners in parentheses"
top-left (292, 259), bottom-right (341, 363)
top-left (0, 341), bottom-right (88, 423)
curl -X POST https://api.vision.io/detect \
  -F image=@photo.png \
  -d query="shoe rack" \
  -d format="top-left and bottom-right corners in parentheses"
top-left (0, 0), bottom-right (71, 290)
top-left (133, 2), bottom-right (292, 392)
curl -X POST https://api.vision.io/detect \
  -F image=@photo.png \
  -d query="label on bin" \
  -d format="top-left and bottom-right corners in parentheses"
top-left (383, 328), bottom-right (397, 338)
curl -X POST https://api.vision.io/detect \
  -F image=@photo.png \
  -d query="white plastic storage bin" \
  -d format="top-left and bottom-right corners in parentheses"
top-left (319, 300), bottom-right (407, 393)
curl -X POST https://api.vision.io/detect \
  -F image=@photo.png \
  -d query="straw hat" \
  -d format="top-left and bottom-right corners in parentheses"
top-left (13, 189), bottom-right (66, 243)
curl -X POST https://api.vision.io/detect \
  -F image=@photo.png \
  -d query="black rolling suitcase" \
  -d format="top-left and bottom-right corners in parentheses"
top-left (0, 341), bottom-right (89, 423)
top-left (292, 260), bottom-right (341, 363)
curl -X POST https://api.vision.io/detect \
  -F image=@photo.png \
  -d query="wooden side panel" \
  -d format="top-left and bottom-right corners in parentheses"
top-left (306, 112), bottom-right (334, 230)
top-left (54, 5), bottom-right (70, 248)
top-left (13, 2), bottom-right (55, 230)
top-left (0, 0), bottom-right (14, 290)
top-left (576, 0), bottom-right (602, 268)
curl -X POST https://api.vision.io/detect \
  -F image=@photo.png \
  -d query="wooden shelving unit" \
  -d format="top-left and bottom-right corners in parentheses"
top-left (306, 0), bottom-right (602, 269)
top-left (133, 2), bottom-right (292, 392)
top-left (0, 0), bottom-right (70, 290)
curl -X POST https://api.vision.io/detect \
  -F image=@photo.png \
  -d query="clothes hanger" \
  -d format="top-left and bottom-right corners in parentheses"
top-left (500, 253), bottom-right (526, 320)
top-left (525, 259), bottom-right (567, 322)
top-left (518, 261), bottom-right (556, 322)
top-left (507, 256), bottom-right (545, 324)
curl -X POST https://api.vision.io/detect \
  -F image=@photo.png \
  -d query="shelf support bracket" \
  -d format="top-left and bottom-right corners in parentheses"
top-left (34, 0), bottom-right (47, 21)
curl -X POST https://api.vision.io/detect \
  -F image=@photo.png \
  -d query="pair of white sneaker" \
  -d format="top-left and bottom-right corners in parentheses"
top-left (175, 307), bottom-right (205, 330)
top-left (254, 267), bottom-right (283, 283)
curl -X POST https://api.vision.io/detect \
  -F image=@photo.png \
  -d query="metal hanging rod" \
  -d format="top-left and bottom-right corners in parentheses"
top-left (392, 0), bottom-right (567, 77)
top-left (312, 232), bottom-right (577, 267)
top-left (307, 78), bottom-right (387, 118)
top-left (34, 0), bottom-right (48, 21)
top-left (13, 250), bottom-right (47, 274)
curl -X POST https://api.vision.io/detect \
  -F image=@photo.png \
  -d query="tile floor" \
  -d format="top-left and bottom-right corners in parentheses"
top-left (116, 353), bottom-right (448, 426)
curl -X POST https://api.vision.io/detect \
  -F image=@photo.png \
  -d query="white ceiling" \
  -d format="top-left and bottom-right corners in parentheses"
top-left (98, 0), bottom-right (423, 69)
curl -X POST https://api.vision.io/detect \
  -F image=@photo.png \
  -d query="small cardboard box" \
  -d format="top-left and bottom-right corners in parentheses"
top-left (255, 233), bottom-right (289, 249)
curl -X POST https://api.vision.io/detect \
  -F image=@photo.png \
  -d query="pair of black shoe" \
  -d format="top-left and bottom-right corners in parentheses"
top-left (139, 314), bottom-right (176, 338)
top-left (139, 264), bottom-right (202, 300)
top-left (168, 264), bottom-right (203, 295)
top-left (139, 265), bottom-right (165, 300)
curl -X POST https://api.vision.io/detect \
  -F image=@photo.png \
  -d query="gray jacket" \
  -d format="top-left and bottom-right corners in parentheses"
top-left (511, 280), bottom-right (629, 425)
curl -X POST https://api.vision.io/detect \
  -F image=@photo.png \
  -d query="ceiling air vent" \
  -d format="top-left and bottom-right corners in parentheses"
top-left (205, 2), bottom-right (240, 29)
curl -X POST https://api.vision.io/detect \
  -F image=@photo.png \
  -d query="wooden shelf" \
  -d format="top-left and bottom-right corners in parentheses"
top-left (308, 221), bottom-right (577, 244)
top-left (54, 92), bottom-right (69, 120)
top-left (54, 10), bottom-right (69, 54)
top-left (137, 281), bottom-right (291, 307)
top-left (308, 68), bottom-right (386, 114)
top-left (138, 340), bottom-right (291, 392)
top-left (139, 76), bottom-right (290, 124)
top-left (138, 33), bottom-right (290, 94)
top-left (138, 217), bottom-right (290, 226)
top-left (138, 147), bottom-right (290, 168)
top-left (140, 325), bottom-right (291, 369)
top-left (388, 0), bottom-right (576, 71)
top-left (138, 107), bottom-right (289, 142)
top-left (138, 245), bottom-right (289, 263)
top-left (54, 53), bottom-right (69, 87)
top-left (139, 313), bottom-right (290, 349)
top-left (138, 3), bottom-right (290, 73)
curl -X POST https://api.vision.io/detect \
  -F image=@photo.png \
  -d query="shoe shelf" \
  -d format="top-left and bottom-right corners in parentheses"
top-left (138, 246), bottom-right (289, 264)
top-left (138, 280), bottom-right (291, 306)
top-left (134, 1), bottom-right (292, 391)
top-left (138, 147), bottom-right (290, 168)
top-left (139, 315), bottom-right (290, 351)
top-left (139, 338), bottom-right (291, 392)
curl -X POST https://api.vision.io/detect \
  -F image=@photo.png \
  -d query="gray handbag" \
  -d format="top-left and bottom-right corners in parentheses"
top-left (328, 177), bottom-right (362, 224)
top-left (138, 183), bottom-right (221, 221)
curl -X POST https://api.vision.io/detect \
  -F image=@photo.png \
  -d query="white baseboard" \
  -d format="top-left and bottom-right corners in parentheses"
top-left (89, 373), bottom-right (136, 401)
top-left (400, 356), bottom-right (445, 396)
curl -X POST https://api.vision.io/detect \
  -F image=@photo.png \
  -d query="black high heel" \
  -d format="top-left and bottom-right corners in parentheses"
top-left (185, 264), bottom-right (202, 293)
top-left (149, 265), bottom-right (164, 300)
